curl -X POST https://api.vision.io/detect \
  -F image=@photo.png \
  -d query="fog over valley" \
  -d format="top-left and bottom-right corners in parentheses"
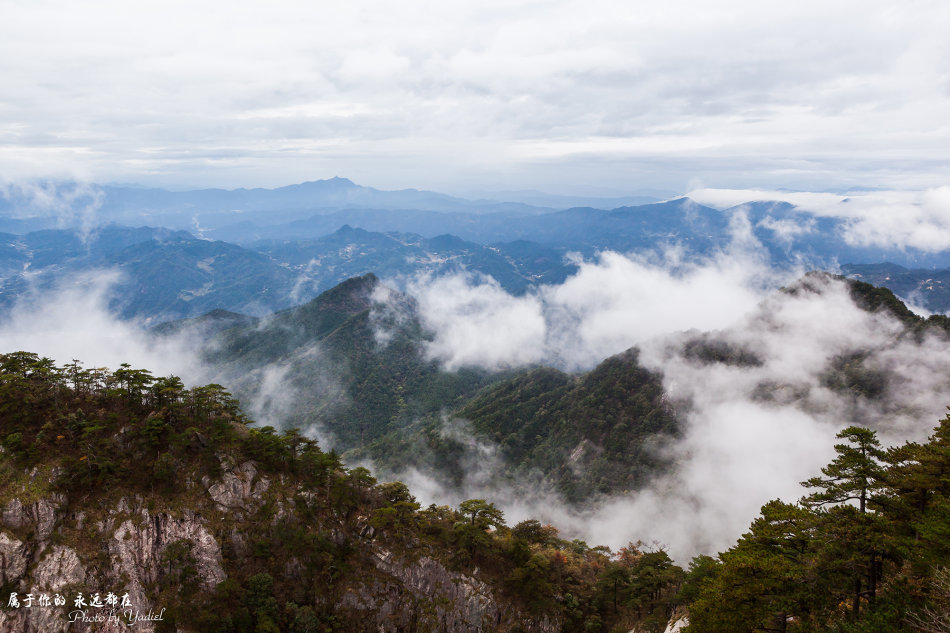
top-left (3, 193), bottom-right (949, 563)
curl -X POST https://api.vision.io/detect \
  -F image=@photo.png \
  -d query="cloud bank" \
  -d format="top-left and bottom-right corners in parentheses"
top-left (387, 250), bottom-right (950, 561)
top-left (2, 1), bottom-right (949, 193)
top-left (690, 186), bottom-right (950, 252)
top-left (4, 237), bottom-right (949, 563)
top-left (0, 271), bottom-right (202, 381)
top-left (405, 232), bottom-right (780, 371)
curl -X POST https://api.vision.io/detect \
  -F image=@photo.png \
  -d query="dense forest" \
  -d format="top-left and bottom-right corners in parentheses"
top-left (0, 351), bottom-right (684, 633)
top-left (1, 349), bottom-right (948, 632)
top-left (187, 273), bottom-right (683, 504)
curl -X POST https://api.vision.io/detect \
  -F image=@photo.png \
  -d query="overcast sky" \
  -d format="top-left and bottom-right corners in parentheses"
top-left (2, 0), bottom-right (948, 195)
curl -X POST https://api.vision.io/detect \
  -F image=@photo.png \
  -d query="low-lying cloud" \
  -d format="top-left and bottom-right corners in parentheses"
top-left (0, 270), bottom-right (345, 450)
top-left (384, 247), bottom-right (950, 561)
top-left (0, 270), bottom-right (203, 380)
top-left (0, 180), bottom-right (104, 240)
top-left (690, 186), bottom-right (950, 253)
top-left (5, 238), bottom-right (950, 564)
top-left (403, 231), bottom-right (782, 372)
top-left (587, 274), bottom-right (950, 560)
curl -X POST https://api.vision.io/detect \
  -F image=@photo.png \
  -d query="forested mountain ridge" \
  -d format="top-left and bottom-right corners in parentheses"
top-left (164, 271), bottom-right (950, 510)
top-left (197, 273), bottom-right (504, 451)
top-left (359, 350), bottom-right (680, 505)
top-left (1, 351), bottom-right (947, 632)
top-left (843, 262), bottom-right (950, 315)
top-left (177, 274), bottom-right (684, 504)
top-left (251, 225), bottom-right (577, 295)
top-left (0, 224), bottom-right (576, 322)
top-left (0, 351), bottom-right (685, 633)
top-left (0, 226), bottom-right (303, 322)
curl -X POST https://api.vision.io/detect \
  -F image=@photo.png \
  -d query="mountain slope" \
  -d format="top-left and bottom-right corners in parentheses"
top-left (250, 225), bottom-right (577, 296)
top-left (0, 227), bottom-right (304, 322)
top-left (183, 274), bottom-right (687, 503)
top-left (360, 350), bottom-right (681, 504)
top-left (186, 272), bottom-right (950, 507)
top-left (842, 262), bottom-right (950, 314)
top-left (198, 274), bottom-right (503, 450)
top-left (0, 224), bottom-right (578, 323)
top-left (0, 351), bottom-right (685, 633)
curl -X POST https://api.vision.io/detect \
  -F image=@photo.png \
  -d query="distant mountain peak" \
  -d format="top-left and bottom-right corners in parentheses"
top-left (297, 176), bottom-right (358, 188)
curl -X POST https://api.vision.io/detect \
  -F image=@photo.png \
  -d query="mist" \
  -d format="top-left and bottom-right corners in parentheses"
top-left (588, 274), bottom-right (950, 560)
top-left (0, 270), bottom-right (204, 381)
top-left (403, 216), bottom-right (783, 372)
top-left (0, 270), bottom-right (345, 450)
top-left (379, 246), bottom-right (950, 562)
top-left (0, 180), bottom-right (104, 240)
top-left (689, 186), bottom-right (950, 252)
top-left (4, 237), bottom-right (949, 564)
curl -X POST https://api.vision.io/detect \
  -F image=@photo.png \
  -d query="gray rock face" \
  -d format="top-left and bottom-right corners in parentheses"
top-left (34, 544), bottom-right (87, 591)
top-left (207, 460), bottom-right (270, 511)
top-left (337, 547), bottom-right (560, 633)
top-left (0, 493), bottom-right (225, 633)
top-left (2, 497), bottom-right (63, 541)
top-left (111, 508), bottom-right (227, 595)
top-left (0, 531), bottom-right (28, 584)
top-left (1, 457), bottom-right (557, 633)
top-left (663, 612), bottom-right (689, 633)
top-left (0, 544), bottom-right (87, 633)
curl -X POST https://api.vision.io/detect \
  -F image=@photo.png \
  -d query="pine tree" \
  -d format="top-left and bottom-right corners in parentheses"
top-left (801, 426), bottom-right (885, 514)
top-left (801, 426), bottom-right (888, 620)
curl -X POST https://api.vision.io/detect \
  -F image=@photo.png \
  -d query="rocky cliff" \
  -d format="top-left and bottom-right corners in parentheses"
top-left (0, 351), bottom-right (683, 632)
top-left (0, 456), bottom-right (562, 633)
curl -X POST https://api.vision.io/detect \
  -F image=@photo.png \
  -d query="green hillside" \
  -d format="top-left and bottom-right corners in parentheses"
top-left (453, 349), bottom-right (677, 503)
top-left (200, 274), bottom-right (502, 450)
top-left (188, 272), bottom-right (950, 508)
top-left (189, 275), bottom-right (682, 503)
top-left (0, 351), bottom-right (684, 633)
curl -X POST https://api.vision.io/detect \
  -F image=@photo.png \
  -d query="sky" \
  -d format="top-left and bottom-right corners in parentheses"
top-left (2, 0), bottom-right (949, 196)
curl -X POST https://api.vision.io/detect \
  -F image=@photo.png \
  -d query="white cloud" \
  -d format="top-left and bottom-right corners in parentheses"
top-left (593, 274), bottom-right (950, 560)
top-left (406, 272), bottom-right (547, 370)
top-left (5, 232), bottom-right (949, 564)
top-left (400, 227), bottom-right (783, 371)
top-left (541, 246), bottom-right (771, 368)
top-left (0, 1), bottom-right (948, 193)
top-left (690, 186), bottom-right (950, 252)
top-left (0, 271), bottom-right (203, 381)
top-left (394, 253), bottom-right (950, 561)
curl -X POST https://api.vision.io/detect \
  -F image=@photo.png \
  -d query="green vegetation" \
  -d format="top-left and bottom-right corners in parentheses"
top-left (199, 274), bottom-right (681, 504)
top-left (360, 348), bottom-right (681, 504)
top-left (203, 273), bottom-right (502, 450)
top-left (0, 351), bottom-right (685, 632)
top-left (455, 349), bottom-right (679, 503)
top-left (680, 418), bottom-right (950, 632)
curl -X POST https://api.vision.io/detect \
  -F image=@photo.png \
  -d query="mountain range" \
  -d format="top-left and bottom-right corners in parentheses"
top-left (3, 177), bottom-right (950, 632)
top-left (3, 270), bottom-right (950, 632)
top-left (4, 178), bottom-right (950, 321)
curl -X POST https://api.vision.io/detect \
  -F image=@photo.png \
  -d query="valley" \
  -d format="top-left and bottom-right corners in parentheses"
top-left (1, 179), bottom-right (950, 632)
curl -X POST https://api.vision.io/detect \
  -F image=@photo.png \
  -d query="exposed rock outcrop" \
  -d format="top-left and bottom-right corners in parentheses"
top-left (206, 460), bottom-right (270, 512)
top-left (0, 531), bottom-right (28, 585)
top-left (111, 508), bottom-right (226, 595)
top-left (0, 457), bottom-right (561, 633)
top-left (337, 549), bottom-right (559, 633)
